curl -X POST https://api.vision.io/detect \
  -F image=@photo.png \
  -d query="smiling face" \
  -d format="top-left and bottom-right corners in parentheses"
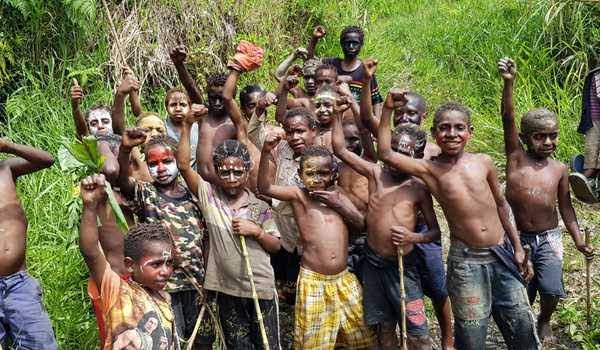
top-left (314, 95), bottom-right (335, 127)
top-left (299, 156), bottom-right (335, 191)
top-left (146, 146), bottom-right (179, 185)
top-left (343, 122), bottom-right (363, 156)
top-left (87, 108), bottom-right (113, 136)
top-left (284, 115), bottom-right (317, 155)
top-left (385, 133), bottom-right (417, 178)
top-left (127, 240), bottom-right (174, 292)
top-left (341, 32), bottom-right (363, 59)
top-left (216, 156), bottom-right (248, 196)
top-left (208, 85), bottom-right (226, 116)
top-left (166, 91), bottom-right (190, 123)
top-left (432, 110), bottom-right (472, 156)
top-left (521, 122), bottom-right (558, 159)
top-left (393, 95), bottom-right (426, 126)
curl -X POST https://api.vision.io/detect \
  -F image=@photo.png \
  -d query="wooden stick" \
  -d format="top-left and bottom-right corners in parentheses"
top-left (585, 227), bottom-right (592, 328)
top-left (240, 236), bottom-right (270, 349)
top-left (397, 246), bottom-right (408, 350)
top-left (100, 0), bottom-right (127, 66)
top-left (185, 303), bottom-right (206, 350)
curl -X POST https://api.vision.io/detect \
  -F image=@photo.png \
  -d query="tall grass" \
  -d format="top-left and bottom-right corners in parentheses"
top-left (2, 0), bottom-right (599, 348)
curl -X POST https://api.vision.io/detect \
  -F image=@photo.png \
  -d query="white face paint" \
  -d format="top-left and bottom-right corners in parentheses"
top-left (87, 109), bottom-right (113, 135)
top-left (140, 249), bottom-right (172, 271)
top-left (148, 161), bottom-right (179, 185)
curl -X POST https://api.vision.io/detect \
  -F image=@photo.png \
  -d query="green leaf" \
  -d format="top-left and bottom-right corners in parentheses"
top-left (57, 146), bottom-right (85, 170)
top-left (82, 135), bottom-right (105, 170)
top-left (67, 141), bottom-right (96, 168)
top-left (105, 182), bottom-right (129, 233)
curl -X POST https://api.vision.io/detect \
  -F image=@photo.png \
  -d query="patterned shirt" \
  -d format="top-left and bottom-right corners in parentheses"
top-left (101, 265), bottom-right (176, 350)
top-left (271, 141), bottom-right (304, 252)
top-left (322, 57), bottom-right (384, 105)
top-left (197, 178), bottom-right (279, 300)
top-left (133, 180), bottom-right (206, 292)
top-left (591, 72), bottom-right (600, 121)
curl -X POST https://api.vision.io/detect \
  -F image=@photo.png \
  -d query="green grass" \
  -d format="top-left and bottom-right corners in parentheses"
top-left (2, 0), bottom-right (599, 348)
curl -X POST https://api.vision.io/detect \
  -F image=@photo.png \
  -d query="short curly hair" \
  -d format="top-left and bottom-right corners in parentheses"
top-left (143, 134), bottom-right (178, 157)
top-left (284, 107), bottom-right (318, 129)
top-left (392, 123), bottom-right (427, 159)
top-left (164, 87), bottom-right (190, 110)
top-left (315, 64), bottom-right (338, 80)
top-left (124, 222), bottom-right (174, 261)
top-left (521, 108), bottom-right (558, 135)
top-left (239, 84), bottom-right (264, 108)
top-left (432, 101), bottom-right (472, 130)
top-left (340, 26), bottom-right (364, 44)
top-left (213, 139), bottom-right (252, 171)
top-left (206, 72), bottom-right (228, 88)
top-left (300, 145), bottom-right (334, 170)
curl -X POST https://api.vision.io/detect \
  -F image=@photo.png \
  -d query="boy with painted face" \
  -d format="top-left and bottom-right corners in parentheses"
top-left (79, 174), bottom-right (177, 349)
top-left (333, 102), bottom-right (445, 349)
top-left (177, 104), bottom-right (281, 349)
top-left (117, 130), bottom-right (212, 348)
top-left (0, 139), bottom-right (56, 349)
top-left (378, 90), bottom-right (539, 350)
top-left (322, 26), bottom-right (383, 116)
top-left (258, 140), bottom-right (373, 349)
top-left (498, 58), bottom-right (593, 343)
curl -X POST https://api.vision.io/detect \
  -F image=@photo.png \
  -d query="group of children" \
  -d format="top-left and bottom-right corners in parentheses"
top-left (0, 24), bottom-right (594, 350)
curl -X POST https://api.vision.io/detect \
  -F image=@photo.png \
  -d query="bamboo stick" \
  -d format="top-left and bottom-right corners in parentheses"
top-left (240, 235), bottom-right (270, 349)
top-left (585, 227), bottom-right (592, 328)
top-left (397, 246), bottom-right (408, 350)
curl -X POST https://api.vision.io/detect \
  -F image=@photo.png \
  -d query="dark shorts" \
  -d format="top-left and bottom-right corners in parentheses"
top-left (415, 242), bottom-right (448, 301)
top-left (361, 244), bottom-right (429, 336)
top-left (171, 289), bottom-right (215, 346)
top-left (214, 292), bottom-right (280, 350)
top-left (520, 228), bottom-right (566, 300)
top-left (0, 271), bottom-right (58, 349)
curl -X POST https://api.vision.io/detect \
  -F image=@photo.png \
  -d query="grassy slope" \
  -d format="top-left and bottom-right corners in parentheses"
top-left (3, 0), bottom-right (598, 348)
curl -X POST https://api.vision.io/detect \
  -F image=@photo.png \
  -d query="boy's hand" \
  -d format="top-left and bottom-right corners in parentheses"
top-left (363, 58), bottom-right (378, 79)
top-left (283, 74), bottom-right (299, 91)
top-left (514, 248), bottom-right (534, 282)
top-left (0, 138), bottom-right (11, 153)
top-left (384, 89), bottom-right (408, 110)
top-left (170, 44), bottom-right (188, 64)
top-left (186, 103), bottom-right (208, 125)
top-left (71, 79), bottom-right (83, 106)
top-left (391, 225), bottom-right (420, 246)
top-left (117, 75), bottom-right (140, 95)
top-left (258, 92), bottom-right (278, 110)
top-left (498, 57), bottom-right (516, 81)
top-left (80, 174), bottom-right (107, 206)
top-left (576, 242), bottom-right (594, 258)
top-left (310, 189), bottom-right (343, 209)
top-left (294, 47), bottom-right (308, 60)
top-left (334, 96), bottom-right (352, 115)
top-left (232, 218), bottom-right (262, 238)
top-left (312, 25), bottom-right (326, 39)
top-left (121, 127), bottom-right (148, 150)
top-left (263, 132), bottom-right (282, 152)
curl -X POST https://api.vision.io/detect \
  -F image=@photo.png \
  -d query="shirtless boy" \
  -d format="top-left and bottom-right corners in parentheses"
top-left (498, 57), bottom-right (593, 342)
top-left (0, 139), bottom-right (56, 349)
top-left (259, 138), bottom-right (373, 349)
top-left (332, 105), bottom-right (441, 349)
top-left (378, 90), bottom-right (539, 350)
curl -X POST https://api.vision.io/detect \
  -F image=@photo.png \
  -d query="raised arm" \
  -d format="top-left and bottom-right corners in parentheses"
top-left (377, 90), bottom-right (430, 178)
top-left (307, 25), bottom-right (326, 59)
top-left (123, 66), bottom-right (143, 117)
top-left (257, 135), bottom-right (301, 201)
top-left (170, 44), bottom-right (204, 104)
top-left (498, 57), bottom-right (521, 157)
top-left (98, 140), bottom-right (119, 183)
top-left (117, 128), bottom-right (147, 197)
top-left (557, 165), bottom-right (593, 256)
top-left (359, 58), bottom-right (380, 135)
top-left (112, 74), bottom-right (139, 135)
top-left (176, 105), bottom-right (206, 196)
top-left (79, 174), bottom-right (110, 287)
top-left (273, 48), bottom-right (307, 82)
top-left (70, 79), bottom-right (88, 138)
top-left (331, 100), bottom-right (375, 177)
top-left (0, 140), bottom-right (54, 179)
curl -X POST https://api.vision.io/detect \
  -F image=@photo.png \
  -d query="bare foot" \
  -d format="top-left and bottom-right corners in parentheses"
top-left (537, 320), bottom-right (555, 343)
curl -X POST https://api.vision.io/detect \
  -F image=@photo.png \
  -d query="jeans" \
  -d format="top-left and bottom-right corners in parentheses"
top-left (447, 241), bottom-right (540, 350)
top-left (0, 271), bottom-right (57, 349)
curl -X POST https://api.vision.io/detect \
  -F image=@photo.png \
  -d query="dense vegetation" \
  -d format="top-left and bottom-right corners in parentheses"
top-left (1, 0), bottom-right (599, 348)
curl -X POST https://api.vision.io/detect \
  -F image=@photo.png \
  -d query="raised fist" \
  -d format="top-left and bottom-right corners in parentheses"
top-left (186, 104), bottom-right (208, 124)
top-left (294, 47), bottom-right (308, 60)
top-left (170, 44), bottom-right (188, 65)
top-left (385, 88), bottom-right (408, 109)
top-left (263, 131), bottom-right (282, 152)
top-left (312, 25), bottom-right (326, 39)
top-left (71, 78), bottom-right (83, 105)
top-left (363, 58), bottom-right (378, 79)
top-left (121, 127), bottom-right (148, 149)
top-left (498, 57), bottom-right (516, 81)
top-left (80, 174), bottom-right (107, 205)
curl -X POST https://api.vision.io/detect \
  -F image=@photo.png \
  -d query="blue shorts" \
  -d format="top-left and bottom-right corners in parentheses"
top-left (0, 271), bottom-right (57, 349)
top-left (415, 223), bottom-right (448, 301)
top-left (520, 227), bottom-right (566, 300)
top-left (361, 244), bottom-right (429, 336)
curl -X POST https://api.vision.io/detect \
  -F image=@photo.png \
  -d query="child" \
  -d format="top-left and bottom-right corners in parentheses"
top-left (322, 26), bottom-right (383, 115)
top-left (332, 106), bottom-right (440, 349)
top-left (258, 137), bottom-right (373, 349)
top-left (177, 104), bottom-right (282, 349)
top-left (498, 57), bottom-right (593, 342)
top-left (163, 87), bottom-right (200, 168)
top-left (78, 173), bottom-right (177, 349)
top-left (0, 139), bottom-right (56, 349)
top-left (239, 84), bottom-right (280, 148)
top-left (378, 90), bottom-right (539, 350)
top-left (116, 130), bottom-right (211, 348)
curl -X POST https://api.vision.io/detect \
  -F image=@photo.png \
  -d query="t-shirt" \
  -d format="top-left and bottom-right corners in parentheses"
top-left (101, 265), bottom-right (176, 350)
top-left (197, 178), bottom-right (279, 300)
top-left (271, 141), bottom-right (303, 253)
top-left (591, 72), bottom-right (600, 121)
top-left (133, 180), bottom-right (206, 292)
top-left (166, 118), bottom-right (199, 169)
top-left (322, 57), bottom-right (384, 105)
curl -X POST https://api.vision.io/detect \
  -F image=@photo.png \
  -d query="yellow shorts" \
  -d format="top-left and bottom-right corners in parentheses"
top-left (294, 267), bottom-right (374, 349)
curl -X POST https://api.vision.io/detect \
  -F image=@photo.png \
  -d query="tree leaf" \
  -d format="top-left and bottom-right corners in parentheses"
top-left (105, 182), bottom-right (129, 233)
top-left (57, 146), bottom-right (85, 170)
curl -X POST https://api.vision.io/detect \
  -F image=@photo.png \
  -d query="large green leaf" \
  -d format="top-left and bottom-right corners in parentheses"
top-left (105, 182), bottom-right (129, 232)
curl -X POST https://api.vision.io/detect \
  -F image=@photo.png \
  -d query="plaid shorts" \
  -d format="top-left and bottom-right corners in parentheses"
top-left (294, 267), bottom-right (373, 349)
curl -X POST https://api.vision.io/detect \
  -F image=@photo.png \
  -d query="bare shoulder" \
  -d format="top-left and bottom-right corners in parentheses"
top-left (549, 159), bottom-right (567, 173)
